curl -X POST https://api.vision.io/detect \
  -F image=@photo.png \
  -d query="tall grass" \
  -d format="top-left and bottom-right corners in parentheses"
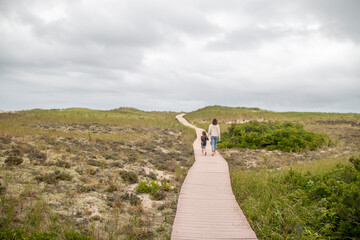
top-left (230, 157), bottom-right (359, 239)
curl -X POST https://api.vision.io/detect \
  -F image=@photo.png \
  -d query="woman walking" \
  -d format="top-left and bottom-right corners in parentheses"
top-left (208, 118), bottom-right (220, 156)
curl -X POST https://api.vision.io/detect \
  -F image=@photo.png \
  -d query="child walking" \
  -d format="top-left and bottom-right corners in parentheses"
top-left (201, 131), bottom-right (209, 155)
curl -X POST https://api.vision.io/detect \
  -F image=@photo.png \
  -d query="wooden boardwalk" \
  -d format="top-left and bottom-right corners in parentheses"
top-left (171, 114), bottom-right (257, 240)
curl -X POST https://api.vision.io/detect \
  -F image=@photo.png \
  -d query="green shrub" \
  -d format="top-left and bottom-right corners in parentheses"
top-left (160, 180), bottom-right (172, 191)
top-left (350, 156), bottom-right (360, 171)
top-left (219, 121), bottom-right (328, 152)
top-left (136, 181), bottom-right (158, 194)
top-left (119, 170), bottom-right (138, 184)
top-left (231, 157), bottom-right (360, 239)
top-left (136, 180), bottom-right (174, 201)
top-left (27, 232), bottom-right (57, 240)
top-left (0, 228), bottom-right (26, 240)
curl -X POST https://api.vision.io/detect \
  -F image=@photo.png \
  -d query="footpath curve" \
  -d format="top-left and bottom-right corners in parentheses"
top-left (171, 114), bottom-right (257, 240)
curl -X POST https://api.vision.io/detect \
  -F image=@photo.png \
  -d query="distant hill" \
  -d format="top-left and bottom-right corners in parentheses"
top-left (185, 105), bottom-right (360, 123)
top-left (111, 107), bottom-right (146, 113)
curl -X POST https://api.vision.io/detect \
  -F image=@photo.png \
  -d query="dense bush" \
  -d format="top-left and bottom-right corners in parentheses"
top-left (218, 121), bottom-right (328, 152)
top-left (136, 180), bottom-right (161, 194)
top-left (232, 157), bottom-right (360, 239)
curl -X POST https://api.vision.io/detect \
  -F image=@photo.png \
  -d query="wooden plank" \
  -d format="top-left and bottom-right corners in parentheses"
top-left (171, 114), bottom-right (257, 240)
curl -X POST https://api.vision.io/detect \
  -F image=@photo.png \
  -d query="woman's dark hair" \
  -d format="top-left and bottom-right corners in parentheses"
top-left (212, 118), bottom-right (218, 125)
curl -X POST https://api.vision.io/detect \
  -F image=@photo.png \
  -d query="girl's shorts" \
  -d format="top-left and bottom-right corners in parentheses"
top-left (201, 145), bottom-right (206, 149)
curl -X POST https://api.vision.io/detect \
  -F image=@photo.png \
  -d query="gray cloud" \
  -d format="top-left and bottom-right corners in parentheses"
top-left (0, 0), bottom-right (359, 113)
top-left (207, 27), bottom-right (295, 51)
top-left (206, 0), bottom-right (360, 50)
top-left (306, 0), bottom-right (360, 42)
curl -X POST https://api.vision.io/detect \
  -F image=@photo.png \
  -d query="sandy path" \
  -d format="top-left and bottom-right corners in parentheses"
top-left (171, 114), bottom-right (257, 240)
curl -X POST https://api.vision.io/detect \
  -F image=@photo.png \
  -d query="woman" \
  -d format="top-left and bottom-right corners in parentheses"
top-left (208, 118), bottom-right (220, 156)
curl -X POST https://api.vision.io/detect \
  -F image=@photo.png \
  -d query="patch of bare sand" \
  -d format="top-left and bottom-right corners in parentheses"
top-left (139, 194), bottom-right (153, 209)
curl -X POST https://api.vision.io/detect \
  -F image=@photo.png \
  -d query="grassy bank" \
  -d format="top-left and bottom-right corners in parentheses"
top-left (230, 157), bottom-right (360, 239)
top-left (189, 106), bottom-right (360, 239)
top-left (0, 108), bottom-right (195, 239)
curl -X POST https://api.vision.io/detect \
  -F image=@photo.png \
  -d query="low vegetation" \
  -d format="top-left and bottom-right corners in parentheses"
top-left (136, 180), bottom-right (175, 201)
top-left (218, 121), bottom-right (329, 152)
top-left (35, 170), bottom-right (73, 184)
top-left (231, 157), bottom-right (360, 239)
top-left (0, 108), bottom-right (194, 239)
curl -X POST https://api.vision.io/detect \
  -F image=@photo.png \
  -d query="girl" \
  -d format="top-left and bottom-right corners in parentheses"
top-left (200, 131), bottom-right (209, 155)
top-left (208, 118), bottom-right (220, 156)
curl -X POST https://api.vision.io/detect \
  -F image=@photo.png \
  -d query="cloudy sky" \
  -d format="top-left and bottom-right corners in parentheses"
top-left (0, 0), bottom-right (359, 113)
